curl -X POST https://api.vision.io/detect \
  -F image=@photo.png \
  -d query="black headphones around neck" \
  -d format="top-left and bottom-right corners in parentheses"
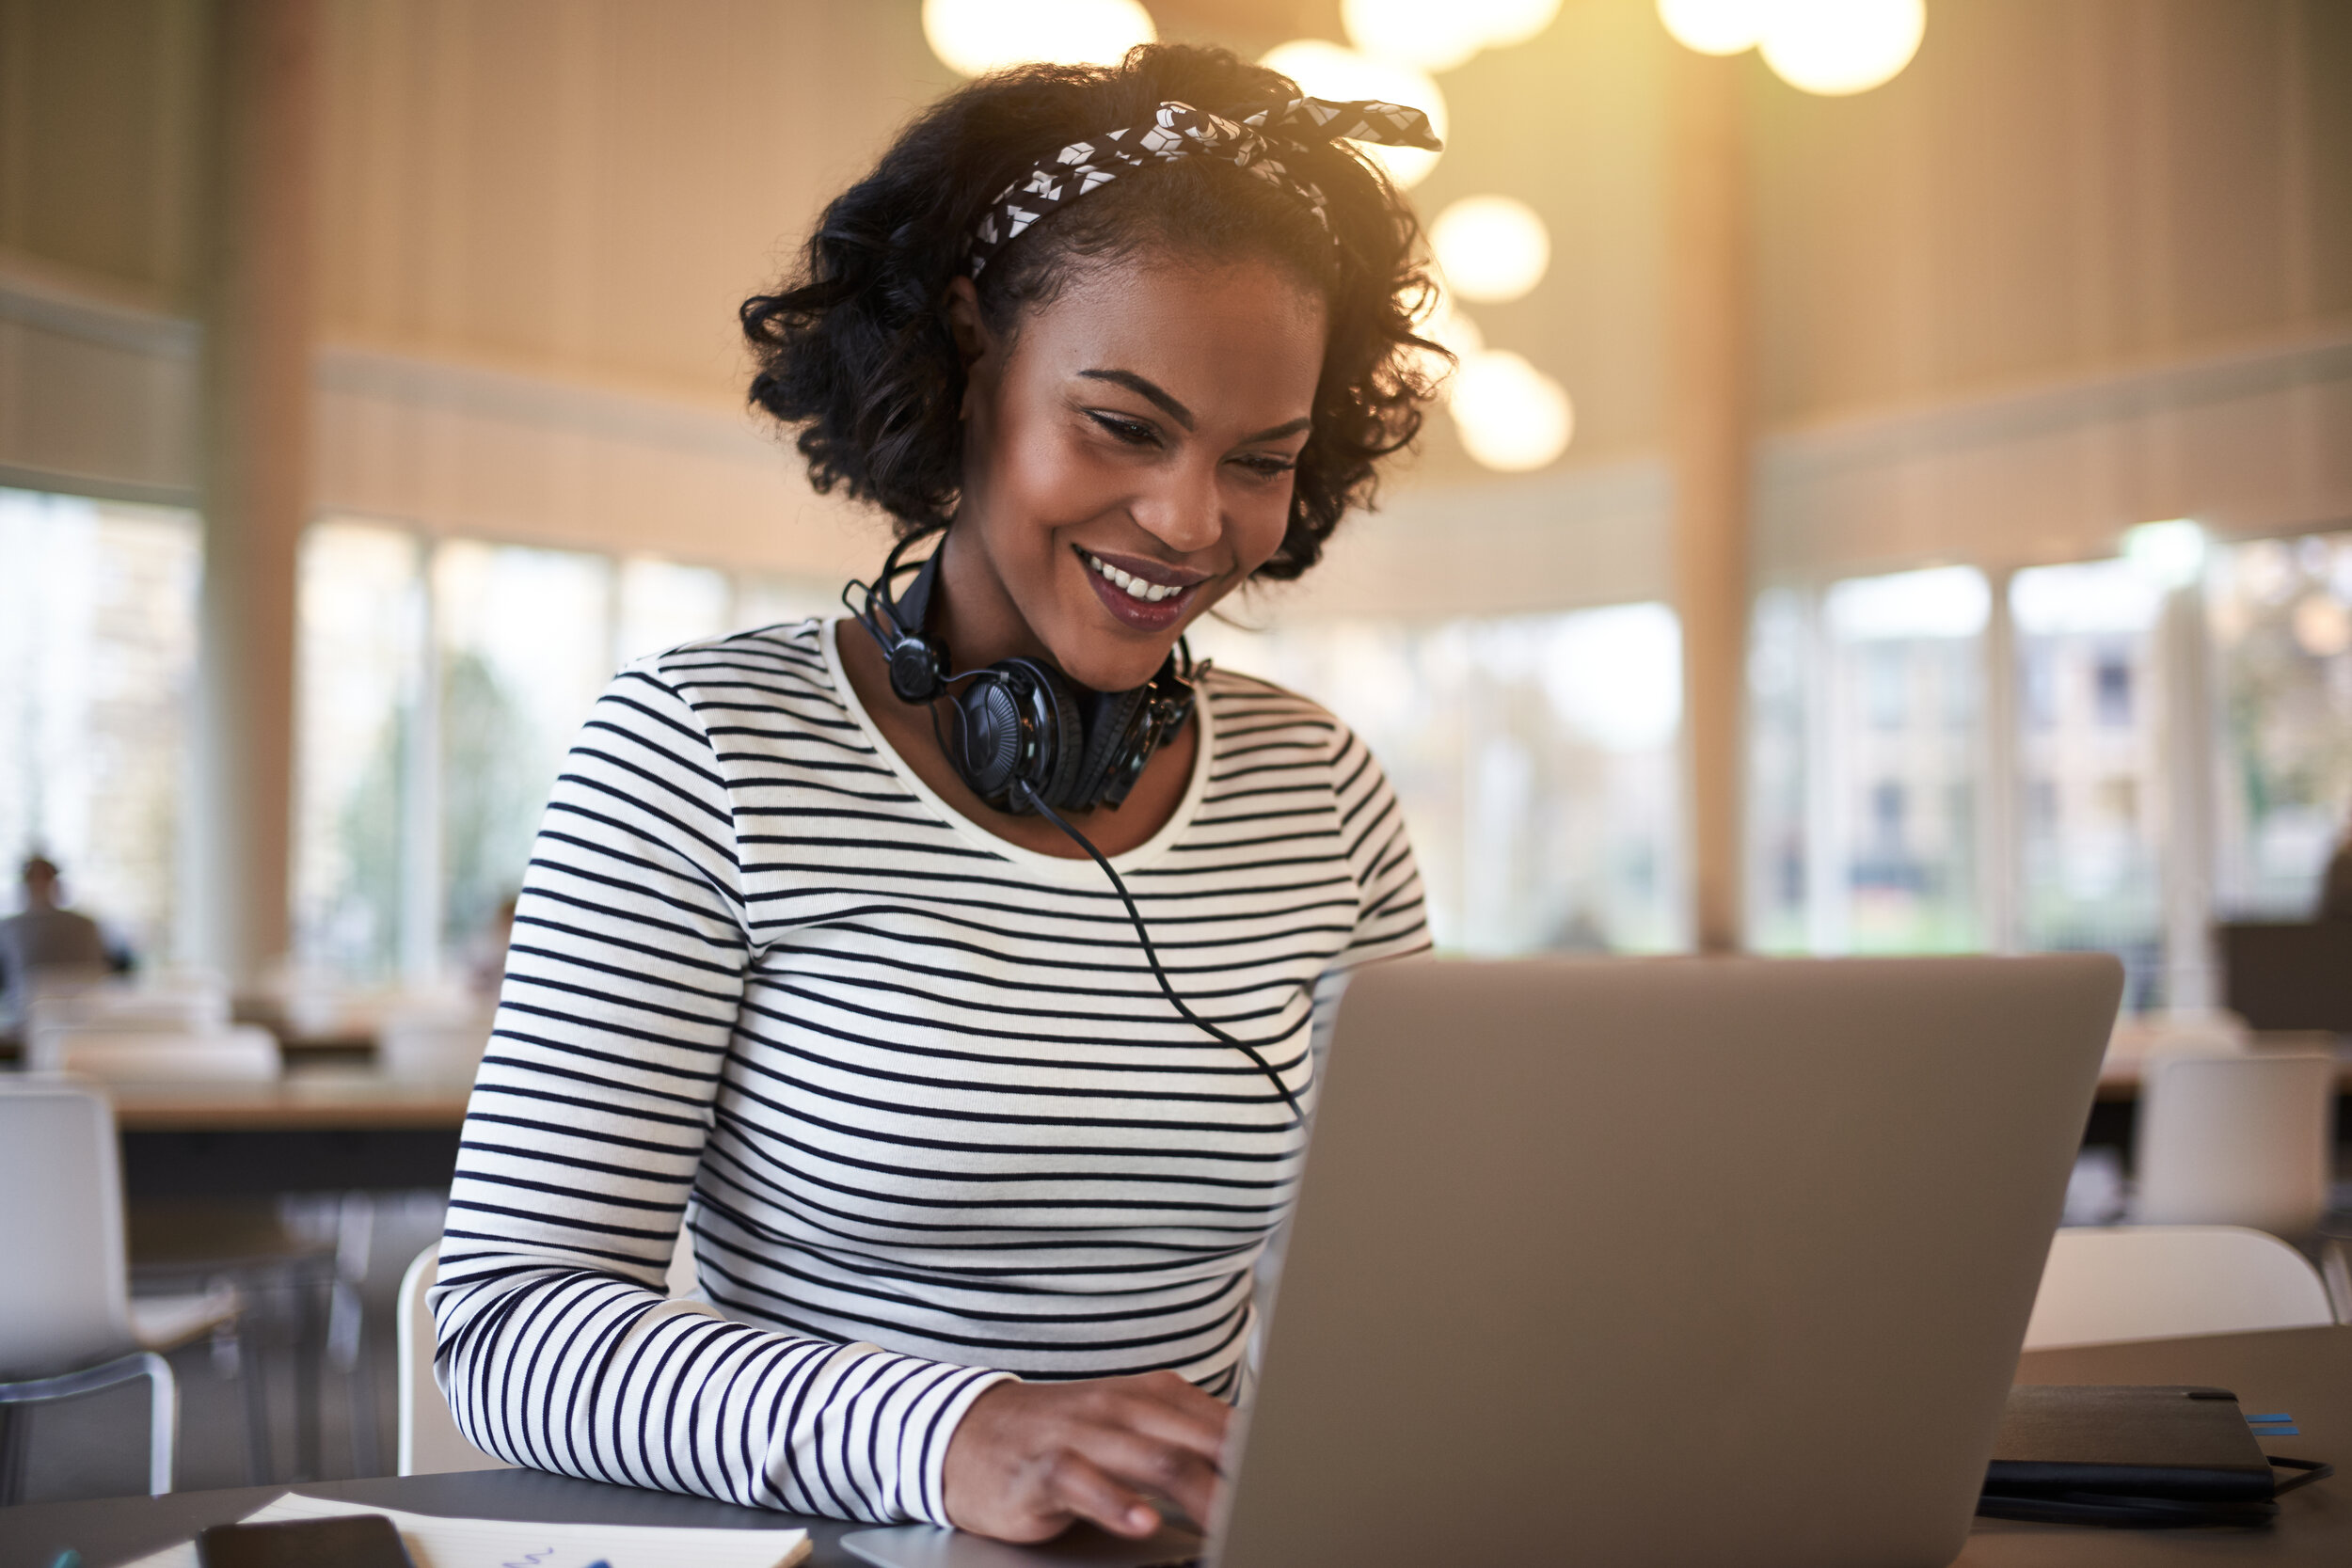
top-left (848, 531), bottom-right (1204, 816)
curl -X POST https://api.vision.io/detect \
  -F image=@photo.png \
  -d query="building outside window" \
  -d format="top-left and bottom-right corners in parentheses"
top-left (0, 487), bottom-right (200, 965)
top-left (1819, 566), bottom-right (1988, 954)
top-left (2010, 558), bottom-right (2167, 1008)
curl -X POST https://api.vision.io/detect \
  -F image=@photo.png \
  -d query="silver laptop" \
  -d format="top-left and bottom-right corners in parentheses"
top-left (846, 954), bottom-right (2122, 1568)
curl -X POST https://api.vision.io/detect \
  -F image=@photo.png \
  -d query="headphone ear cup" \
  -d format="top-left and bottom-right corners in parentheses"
top-left (1021, 661), bottom-right (1087, 811)
top-left (1069, 684), bottom-right (1151, 810)
top-left (947, 673), bottom-right (1025, 804)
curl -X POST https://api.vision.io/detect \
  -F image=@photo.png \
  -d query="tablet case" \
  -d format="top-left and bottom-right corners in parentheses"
top-left (1979, 1385), bottom-right (2330, 1528)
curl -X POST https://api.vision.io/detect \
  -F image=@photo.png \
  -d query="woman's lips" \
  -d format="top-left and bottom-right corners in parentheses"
top-left (1077, 549), bottom-right (1195, 629)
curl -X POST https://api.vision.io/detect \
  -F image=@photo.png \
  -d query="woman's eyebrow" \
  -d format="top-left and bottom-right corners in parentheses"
top-left (1078, 368), bottom-right (1194, 430)
top-left (1243, 417), bottom-right (1312, 444)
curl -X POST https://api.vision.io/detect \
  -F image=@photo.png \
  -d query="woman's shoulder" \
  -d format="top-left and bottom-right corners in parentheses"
top-left (1199, 662), bottom-right (1354, 768)
top-left (601, 617), bottom-right (853, 736)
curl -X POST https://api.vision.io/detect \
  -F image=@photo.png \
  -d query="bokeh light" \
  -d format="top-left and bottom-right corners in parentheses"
top-left (1657, 0), bottom-right (1766, 55)
top-left (2124, 518), bottom-right (2208, 590)
top-left (1756, 0), bottom-right (1926, 96)
top-left (1430, 195), bottom-right (1551, 303)
top-left (1343, 0), bottom-right (1565, 72)
top-left (1407, 286), bottom-right (1486, 394)
top-left (1343, 0), bottom-right (1488, 72)
top-left (921, 0), bottom-right (1155, 78)
top-left (1450, 350), bottom-right (1575, 471)
top-left (1259, 40), bottom-right (1447, 188)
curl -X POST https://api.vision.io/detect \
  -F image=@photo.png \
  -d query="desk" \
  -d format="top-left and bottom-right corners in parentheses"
top-left (105, 1072), bottom-right (469, 1196)
top-left (2, 1326), bottom-right (2343, 1568)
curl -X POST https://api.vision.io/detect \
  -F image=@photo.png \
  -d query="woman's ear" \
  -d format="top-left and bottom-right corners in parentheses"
top-left (944, 276), bottom-right (991, 372)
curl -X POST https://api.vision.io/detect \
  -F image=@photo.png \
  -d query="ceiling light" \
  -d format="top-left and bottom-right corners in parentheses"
top-left (1430, 195), bottom-right (1551, 303)
top-left (1470, 0), bottom-right (1567, 50)
top-left (922, 0), bottom-right (1156, 78)
top-left (1757, 0), bottom-right (1926, 96)
top-left (1656, 0), bottom-right (1767, 55)
top-left (1342, 0), bottom-right (1489, 73)
top-left (1451, 350), bottom-right (1574, 471)
top-left (1260, 40), bottom-right (1447, 188)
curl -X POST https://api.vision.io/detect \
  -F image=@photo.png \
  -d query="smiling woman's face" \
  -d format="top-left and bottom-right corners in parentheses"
top-left (943, 250), bottom-right (1329, 693)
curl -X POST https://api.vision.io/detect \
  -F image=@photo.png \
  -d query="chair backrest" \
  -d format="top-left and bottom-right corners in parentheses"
top-left (33, 1025), bottom-right (281, 1082)
top-left (2136, 1050), bottom-right (2336, 1235)
top-left (0, 1082), bottom-right (135, 1377)
top-left (2025, 1225), bottom-right (2337, 1350)
top-left (396, 1247), bottom-right (512, 1477)
top-left (396, 1238), bottom-right (704, 1476)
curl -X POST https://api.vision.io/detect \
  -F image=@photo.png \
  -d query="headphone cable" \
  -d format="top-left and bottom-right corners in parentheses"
top-left (1016, 780), bottom-right (1307, 1129)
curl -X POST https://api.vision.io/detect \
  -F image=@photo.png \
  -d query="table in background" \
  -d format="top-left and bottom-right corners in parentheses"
top-left (2, 1326), bottom-right (2343, 1568)
top-left (108, 1070), bottom-right (470, 1196)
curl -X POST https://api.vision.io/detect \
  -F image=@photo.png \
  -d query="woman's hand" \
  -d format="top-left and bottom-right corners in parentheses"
top-left (942, 1371), bottom-right (1232, 1543)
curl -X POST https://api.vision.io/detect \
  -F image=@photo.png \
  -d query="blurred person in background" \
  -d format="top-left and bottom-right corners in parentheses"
top-left (0, 853), bottom-right (135, 1033)
top-left (2318, 808), bottom-right (2352, 922)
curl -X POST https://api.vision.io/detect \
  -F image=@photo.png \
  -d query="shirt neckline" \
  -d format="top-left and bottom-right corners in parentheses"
top-left (819, 616), bottom-right (1216, 880)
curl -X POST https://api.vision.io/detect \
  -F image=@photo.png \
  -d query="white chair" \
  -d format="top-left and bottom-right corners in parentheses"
top-left (398, 1240), bottom-right (702, 1476)
top-left (24, 972), bottom-right (232, 1037)
top-left (2135, 1050), bottom-right (2336, 1236)
top-left (0, 1081), bottom-right (246, 1502)
top-left (30, 1025), bottom-right (281, 1081)
top-left (2024, 1225), bottom-right (2339, 1351)
top-left (375, 1008), bottom-right (497, 1083)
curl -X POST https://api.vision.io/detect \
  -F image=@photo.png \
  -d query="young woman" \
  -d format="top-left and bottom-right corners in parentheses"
top-left (432, 44), bottom-right (1435, 1544)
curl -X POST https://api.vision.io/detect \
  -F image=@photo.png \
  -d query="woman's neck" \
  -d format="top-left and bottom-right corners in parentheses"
top-left (926, 524), bottom-right (1043, 676)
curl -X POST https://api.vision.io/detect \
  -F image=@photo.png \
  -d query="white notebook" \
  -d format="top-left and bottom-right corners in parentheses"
top-left (125, 1489), bottom-right (813, 1568)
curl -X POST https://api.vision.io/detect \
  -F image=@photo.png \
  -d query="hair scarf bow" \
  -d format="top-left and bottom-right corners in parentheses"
top-left (965, 96), bottom-right (1442, 277)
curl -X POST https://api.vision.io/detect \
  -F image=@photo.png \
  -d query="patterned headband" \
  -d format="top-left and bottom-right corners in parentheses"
top-left (965, 96), bottom-right (1442, 277)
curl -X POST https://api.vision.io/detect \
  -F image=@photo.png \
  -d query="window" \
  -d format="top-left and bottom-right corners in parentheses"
top-left (1191, 602), bottom-right (1686, 955)
top-left (1820, 567), bottom-right (1988, 953)
top-left (2211, 530), bottom-right (2352, 918)
top-left (0, 488), bottom-right (200, 963)
top-left (2010, 558), bottom-right (2167, 1006)
top-left (293, 523), bottom-right (833, 980)
top-left (294, 522), bottom-right (426, 979)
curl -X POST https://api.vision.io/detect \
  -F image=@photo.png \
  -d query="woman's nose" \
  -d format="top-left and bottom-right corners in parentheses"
top-left (1132, 458), bottom-right (1222, 555)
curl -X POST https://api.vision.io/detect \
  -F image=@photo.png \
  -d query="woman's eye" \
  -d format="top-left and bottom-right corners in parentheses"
top-left (1234, 453), bottom-right (1297, 480)
top-left (1088, 412), bottom-right (1159, 446)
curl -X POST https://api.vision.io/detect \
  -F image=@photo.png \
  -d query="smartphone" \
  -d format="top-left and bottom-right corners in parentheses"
top-left (197, 1514), bottom-right (415, 1568)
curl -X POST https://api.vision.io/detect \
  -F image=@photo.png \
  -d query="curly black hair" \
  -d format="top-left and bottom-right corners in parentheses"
top-left (740, 43), bottom-right (1441, 581)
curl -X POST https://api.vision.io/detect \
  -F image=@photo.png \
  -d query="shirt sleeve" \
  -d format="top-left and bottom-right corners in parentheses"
top-left (430, 661), bottom-right (1009, 1522)
top-left (1327, 721), bottom-right (1432, 971)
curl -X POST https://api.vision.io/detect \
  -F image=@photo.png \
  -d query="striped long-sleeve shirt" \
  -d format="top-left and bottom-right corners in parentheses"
top-left (432, 616), bottom-right (1429, 1522)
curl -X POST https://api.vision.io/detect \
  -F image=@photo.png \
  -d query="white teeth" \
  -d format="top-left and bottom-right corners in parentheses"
top-left (1087, 552), bottom-right (1182, 605)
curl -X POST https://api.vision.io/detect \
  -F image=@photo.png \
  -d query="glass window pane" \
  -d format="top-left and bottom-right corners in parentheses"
top-left (1746, 587), bottom-right (1811, 953)
top-left (1193, 603), bottom-right (1685, 956)
top-left (434, 541), bottom-right (614, 953)
top-left (0, 488), bottom-right (200, 967)
top-left (615, 557), bottom-right (730, 664)
top-left (2010, 559), bottom-right (2167, 1008)
top-left (294, 520), bottom-right (424, 980)
top-left (2211, 530), bottom-right (2352, 917)
top-left (1820, 566), bottom-right (1986, 953)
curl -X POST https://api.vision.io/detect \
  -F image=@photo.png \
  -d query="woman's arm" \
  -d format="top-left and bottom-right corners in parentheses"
top-left (429, 661), bottom-right (1009, 1521)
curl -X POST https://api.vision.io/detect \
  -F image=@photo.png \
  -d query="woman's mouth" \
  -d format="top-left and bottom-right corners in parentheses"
top-left (1077, 547), bottom-right (1205, 631)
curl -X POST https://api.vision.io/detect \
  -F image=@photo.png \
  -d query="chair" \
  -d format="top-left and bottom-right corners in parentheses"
top-left (0, 1081), bottom-right (247, 1503)
top-left (397, 1240), bottom-right (702, 1476)
top-left (2135, 1050), bottom-right (2336, 1237)
top-left (2024, 1226), bottom-right (2339, 1351)
top-left (28, 1024), bottom-right (281, 1081)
